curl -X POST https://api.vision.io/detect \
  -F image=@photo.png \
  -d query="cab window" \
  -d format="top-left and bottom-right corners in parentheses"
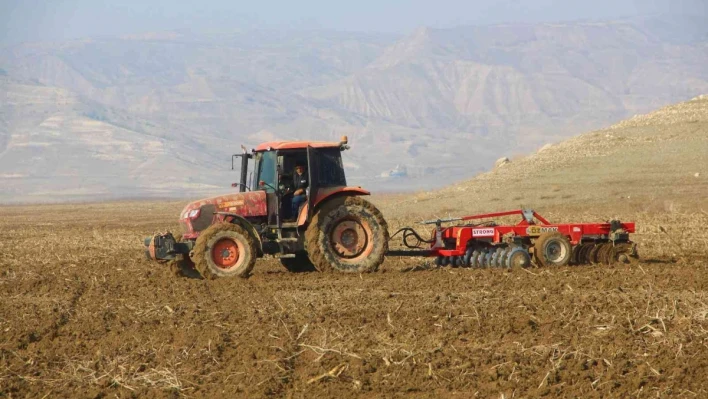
top-left (255, 151), bottom-right (277, 192)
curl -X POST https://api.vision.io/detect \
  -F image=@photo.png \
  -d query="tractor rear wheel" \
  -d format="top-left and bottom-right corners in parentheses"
top-left (534, 232), bottom-right (572, 267)
top-left (280, 252), bottom-right (317, 272)
top-left (192, 223), bottom-right (256, 279)
top-left (305, 196), bottom-right (388, 273)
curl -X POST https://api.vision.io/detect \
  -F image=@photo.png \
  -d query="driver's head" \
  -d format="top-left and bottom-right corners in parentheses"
top-left (295, 164), bottom-right (305, 174)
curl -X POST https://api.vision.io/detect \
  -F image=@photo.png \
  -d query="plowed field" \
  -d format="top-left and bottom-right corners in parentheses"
top-left (1, 201), bottom-right (707, 398)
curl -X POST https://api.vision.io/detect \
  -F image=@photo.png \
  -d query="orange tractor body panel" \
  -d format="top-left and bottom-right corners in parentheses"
top-left (179, 191), bottom-right (268, 240)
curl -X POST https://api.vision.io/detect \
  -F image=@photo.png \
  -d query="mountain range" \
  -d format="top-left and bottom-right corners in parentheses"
top-left (1, 14), bottom-right (707, 202)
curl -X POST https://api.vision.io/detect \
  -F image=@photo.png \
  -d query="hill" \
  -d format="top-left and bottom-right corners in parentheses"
top-left (400, 94), bottom-right (708, 213)
top-left (1, 15), bottom-right (707, 201)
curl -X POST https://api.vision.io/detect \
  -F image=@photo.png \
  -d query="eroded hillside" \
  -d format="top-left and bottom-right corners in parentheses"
top-left (1, 15), bottom-right (707, 201)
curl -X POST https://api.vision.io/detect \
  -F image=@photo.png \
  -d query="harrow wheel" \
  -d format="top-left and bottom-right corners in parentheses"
top-left (534, 232), bottom-right (572, 267)
top-left (192, 223), bottom-right (256, 279)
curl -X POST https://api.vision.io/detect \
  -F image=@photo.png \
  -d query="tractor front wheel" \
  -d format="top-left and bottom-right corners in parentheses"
top-left (305, 196), bottom-right (388, 273)
top-left (192, 223), bottom-right (256, 279)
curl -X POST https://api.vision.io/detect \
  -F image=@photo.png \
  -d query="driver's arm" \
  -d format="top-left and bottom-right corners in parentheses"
top-left (293, 172), bottom-right (308, 196)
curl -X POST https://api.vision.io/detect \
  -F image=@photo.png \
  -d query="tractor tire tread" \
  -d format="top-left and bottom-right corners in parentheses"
top-left (305, 196), bottom-right (388, 273)
top-left (193, 222), bottom-right (257, 279)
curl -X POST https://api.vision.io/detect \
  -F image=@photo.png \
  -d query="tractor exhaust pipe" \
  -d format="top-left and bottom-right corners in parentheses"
top-left (239, 150), bottom-right (249, 192)
top-left (231, 145), bottom-right (252, 193)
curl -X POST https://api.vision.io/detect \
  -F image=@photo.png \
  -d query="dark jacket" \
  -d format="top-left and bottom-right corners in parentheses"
top-left (293, 172), bottom-right (308, 192)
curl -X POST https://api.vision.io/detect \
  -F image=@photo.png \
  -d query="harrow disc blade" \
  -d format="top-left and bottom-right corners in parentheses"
top-left (597, 243), bottom-right (614, 265)
top-left (471, 250), bottom-right (481, 267)
top-left (588, 244), bottom-right (603, 264)
top-left (462, 248), bottom-right (474, 267)
top-left (491, 248), bottom-right (504, 267)
top-left (482, 250), bottom-right (493, 268)
top-left (571, 244), bottom-right (583, 265)
top-left (610, 243), bottom-right (638, 264)
top-left (497, 247), bottom-right (510, 268)
top-left (450, 256), bottom-right (460, 268)
top-left (506, 247), bottom-right (531, 269)
top-left (474, 250), bottom-right (486, 268)
top-left (577, 243), bottom-right (594, 265)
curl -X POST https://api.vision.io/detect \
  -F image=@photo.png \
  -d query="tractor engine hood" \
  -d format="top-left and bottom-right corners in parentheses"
top-left (179, 191), bottom-right (267, 236)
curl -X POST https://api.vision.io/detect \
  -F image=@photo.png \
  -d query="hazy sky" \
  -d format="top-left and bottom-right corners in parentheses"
top-left (1, 0), bottom-right (705, 46)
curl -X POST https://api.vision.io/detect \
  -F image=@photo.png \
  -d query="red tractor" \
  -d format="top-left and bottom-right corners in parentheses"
top-left (145, 136), bottom-right (389, 278)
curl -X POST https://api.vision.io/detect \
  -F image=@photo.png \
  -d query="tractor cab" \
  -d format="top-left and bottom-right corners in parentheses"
top-left (234, 136), bottom-right (354, 227)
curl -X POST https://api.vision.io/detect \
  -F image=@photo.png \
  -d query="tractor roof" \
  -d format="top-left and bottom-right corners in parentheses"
top-left (254, 140), bottom-right (343, 152)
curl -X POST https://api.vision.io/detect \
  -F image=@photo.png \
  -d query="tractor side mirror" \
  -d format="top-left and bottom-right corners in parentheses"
top-left (231, 183), bottom-right (238, 188)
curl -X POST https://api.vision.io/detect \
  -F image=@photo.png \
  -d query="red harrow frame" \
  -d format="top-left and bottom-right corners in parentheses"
top-left (388, 209), bottom-right (637, 268)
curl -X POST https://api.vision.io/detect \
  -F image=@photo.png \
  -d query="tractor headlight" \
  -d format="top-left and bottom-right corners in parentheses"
top-left (186, 209), bottom-right (200, 219)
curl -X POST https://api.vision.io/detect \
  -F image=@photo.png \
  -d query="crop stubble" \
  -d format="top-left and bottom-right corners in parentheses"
top-left (0, 200), bottom-right (706, 398)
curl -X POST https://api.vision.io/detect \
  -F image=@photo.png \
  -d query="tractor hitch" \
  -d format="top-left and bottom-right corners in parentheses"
top-left (144, 233), bottom-right (193, 261)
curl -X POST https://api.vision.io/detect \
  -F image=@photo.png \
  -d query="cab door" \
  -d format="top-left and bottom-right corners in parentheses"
top-left (255, 150), bottom-right (280, 225)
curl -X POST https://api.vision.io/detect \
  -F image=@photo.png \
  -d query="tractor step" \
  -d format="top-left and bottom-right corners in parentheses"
top-left (278, 237), bottom-right (299, 242)
top-left (280, 222), bottom-right (299, 229)
top-left (277, 254), bottom-right (296, 259)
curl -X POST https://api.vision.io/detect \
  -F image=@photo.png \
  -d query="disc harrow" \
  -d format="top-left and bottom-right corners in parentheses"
top-left (388, 209), bottom-right (638, 269)
top-left (568, 241), bottom-right (638, 265)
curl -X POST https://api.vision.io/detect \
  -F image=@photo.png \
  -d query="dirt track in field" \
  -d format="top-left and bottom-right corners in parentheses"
top-left (1, 201), bottom-right (707, 398)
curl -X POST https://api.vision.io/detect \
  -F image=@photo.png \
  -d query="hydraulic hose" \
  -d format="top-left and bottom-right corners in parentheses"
top-left (389, 227), bottom-right (436, 249)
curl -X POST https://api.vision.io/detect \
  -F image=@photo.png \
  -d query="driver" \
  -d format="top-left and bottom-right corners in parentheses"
top-left (291, 164), bottom-right (308, 218)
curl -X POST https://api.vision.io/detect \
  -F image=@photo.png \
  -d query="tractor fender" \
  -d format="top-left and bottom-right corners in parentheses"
top-left (214, 212), bottom-right (263, 253)
top-left (297, 186), bottom-right (371, 226)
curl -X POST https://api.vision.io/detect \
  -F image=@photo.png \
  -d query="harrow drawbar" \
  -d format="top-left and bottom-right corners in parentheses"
top-left (387, 209), bottom-right (638, 269)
